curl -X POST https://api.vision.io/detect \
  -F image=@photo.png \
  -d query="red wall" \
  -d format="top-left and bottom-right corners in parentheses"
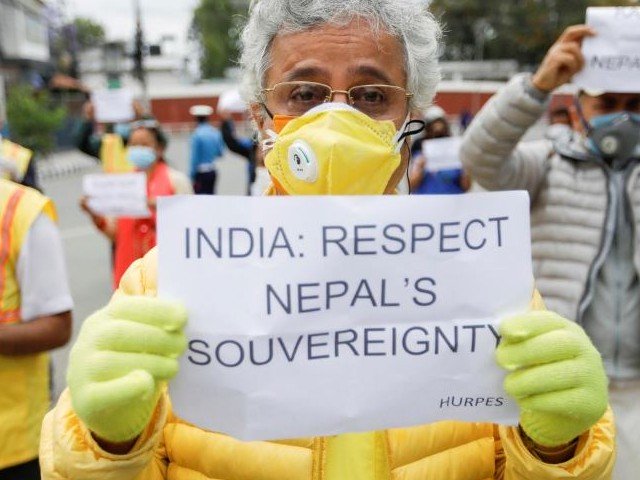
top-left (150, 90), bottom-right (576, 127)
top-left (434, 91), bottom-right (574, 116)
top-left (151, 97), bottom-right (220, 125)
top-left (434, 92), bottom-right (495, 116)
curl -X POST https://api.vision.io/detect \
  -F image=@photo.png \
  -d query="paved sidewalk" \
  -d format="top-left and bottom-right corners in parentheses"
top-left (37, 150), bottom-right (97, 181)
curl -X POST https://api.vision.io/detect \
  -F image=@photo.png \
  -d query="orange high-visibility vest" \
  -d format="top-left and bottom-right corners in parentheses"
top-left (0, 179), bottom-right (57, 469)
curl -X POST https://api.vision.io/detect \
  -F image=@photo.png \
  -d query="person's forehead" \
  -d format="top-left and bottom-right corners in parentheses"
top-left (129, 128), bottom-right (154, 143)
top-left (266, 19), bottom-right (406, 86)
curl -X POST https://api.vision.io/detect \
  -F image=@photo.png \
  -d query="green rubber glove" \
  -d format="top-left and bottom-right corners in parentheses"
top-left (67, 296), bottom-right (187, 443)
top-left (496, 311), bottom-right (608, 447)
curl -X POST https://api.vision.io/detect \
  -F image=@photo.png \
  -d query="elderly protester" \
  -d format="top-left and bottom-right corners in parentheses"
top-left (40, 2), bottom-right (615, 479)
top-left (460, 24), bottom-right (639, 479)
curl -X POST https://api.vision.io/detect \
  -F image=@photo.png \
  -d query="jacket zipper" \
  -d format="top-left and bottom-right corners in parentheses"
top-left (576, 163), bottom-right (640, 379)
top-left (611, 172), bottom-right (626, 377)
top-left (576, 166), bottom-right (615, 324)
top-left (612, 165), bottom-right (640, 375)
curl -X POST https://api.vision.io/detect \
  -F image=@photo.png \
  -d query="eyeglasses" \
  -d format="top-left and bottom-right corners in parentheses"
top-left (261, 81), bottom-right (412, 120)
top-left (131, 119), bottom-right (160, 130)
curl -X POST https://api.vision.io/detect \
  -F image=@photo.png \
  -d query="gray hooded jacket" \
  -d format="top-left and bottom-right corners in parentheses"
top-left (460, 73), bottom-right (640, 379)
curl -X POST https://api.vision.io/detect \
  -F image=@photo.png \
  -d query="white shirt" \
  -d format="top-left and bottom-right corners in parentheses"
top-left (16, 214), bottom-right (73, 321)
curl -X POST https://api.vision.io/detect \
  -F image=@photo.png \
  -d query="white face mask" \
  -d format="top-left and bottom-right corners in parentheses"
top-left (546, 124), bottom-right (574, 143)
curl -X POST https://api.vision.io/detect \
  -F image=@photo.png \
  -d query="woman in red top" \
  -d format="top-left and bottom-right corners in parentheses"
top-left (82, 123), bottom-right (192, 288)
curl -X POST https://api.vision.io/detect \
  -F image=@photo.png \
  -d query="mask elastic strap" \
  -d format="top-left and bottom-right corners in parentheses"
top-left (573, 95), bottom-right (592, 135)
top-left (261, 129), bottom-right (278, 152)
top-left (261, 103), bottom-right (275, 120)
top-left (397, 171), bottom-right (411, 195)
top-left (392, 115), bottom-right (411, 148)
top-left (394, 119), bottom-right (426, 153)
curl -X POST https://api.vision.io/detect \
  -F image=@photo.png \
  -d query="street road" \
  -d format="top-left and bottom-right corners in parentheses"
top-left (44, 132), bottom-right (249, 400)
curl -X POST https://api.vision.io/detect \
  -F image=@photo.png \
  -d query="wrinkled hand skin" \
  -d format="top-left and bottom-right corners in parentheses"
top-left (67, 296), bottom-right (188, 443)
top-left (496, 311), bottom-right (608, 448)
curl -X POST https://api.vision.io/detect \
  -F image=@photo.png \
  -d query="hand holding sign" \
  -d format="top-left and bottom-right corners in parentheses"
top-left (497, 311), bottom-right (608, 447)
top-left (67, 295), bottom-right (187, 443)
top-left (533, 25), bottom-right (594, 93)
top-left (574, 7), bottom-right (640, 93)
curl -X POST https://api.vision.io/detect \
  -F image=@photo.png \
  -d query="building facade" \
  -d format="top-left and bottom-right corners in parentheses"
top-left (0, 0), bottom-right (51, 86)
top-left (78, 36), bottom-right (193, 96)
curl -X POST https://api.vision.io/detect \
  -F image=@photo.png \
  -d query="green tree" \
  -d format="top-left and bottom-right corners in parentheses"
top-left (6, 86), bottom-right (66, 157)
top-left (191, 0), bottom-right (243, 78)
top-left (73, 17), bottom-right (106, 50)
top-left (430, 0), bottom-right (638, 66)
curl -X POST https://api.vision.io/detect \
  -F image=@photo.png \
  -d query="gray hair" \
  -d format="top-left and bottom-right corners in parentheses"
top-left (240, 0), bottom-right (442, 111)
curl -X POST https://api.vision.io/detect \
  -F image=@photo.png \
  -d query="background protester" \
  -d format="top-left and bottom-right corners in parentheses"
top-left (0, 120), bottom-right (40, 191)
top-left (218, 108), bottom-right (259, 195)
top-left (409, 106), bottom-right (470, 194)
top-left (76, 98), bottom-right (145, 173)
top-left (459, 109), bottom-right (474, 132)
top-left (549, 106), bottom-right (572, 127)
top-left (461, 24), bottom-right (640, 479)
top-left (0, 179), bottom-right (72, 480)
top-left (81, 123), bottom-right (192, 288)
top-left (41, 2), bottom-right (613, 480)
top-left (189, 105), bottom-right (225, 194)
top-left (545, 105), bottom-right (576, 143)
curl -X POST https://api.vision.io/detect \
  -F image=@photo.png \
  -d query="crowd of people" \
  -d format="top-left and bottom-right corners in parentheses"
top-left (0, 0), bottom-right (639, 479)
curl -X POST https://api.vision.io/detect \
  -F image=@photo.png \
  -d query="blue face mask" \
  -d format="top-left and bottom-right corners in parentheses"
top-left (588, 112), bottom-right (640, 160)
top-left (128, 146), bottom-right (157, 169)
top-left (589, 112), bottom-right (640, 129)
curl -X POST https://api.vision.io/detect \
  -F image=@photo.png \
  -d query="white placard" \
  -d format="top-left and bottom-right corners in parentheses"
top-left (217, 89), bottom-right (247, 113)
top-left (422, 137), bottom-right (463, 172)
top-left (574, 7), bottom-right (640, 93)
top-left (83, 173), bottom-right (150, 218)
top-left (159, 193), bottom-right (533, 441)
top-left (91, 89), bottom-right (135, 124)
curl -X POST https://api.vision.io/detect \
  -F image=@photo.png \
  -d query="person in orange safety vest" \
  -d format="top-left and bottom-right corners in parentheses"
top-left (0, 178), bottom-right (72, 479)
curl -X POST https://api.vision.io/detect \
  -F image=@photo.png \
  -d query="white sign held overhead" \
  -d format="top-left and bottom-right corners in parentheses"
top-left (217, 89), bottom-right (247, 113)
top-left (91, 89), bottom-right (135, 124)
top-left (159, 193), bottom-right (533, 441)
top-left (574, 7), bottom-right (640, 93)
top-left (422, 137), bottom-right (463, 172)
top-left (83, 173), bottom-right (150, 218)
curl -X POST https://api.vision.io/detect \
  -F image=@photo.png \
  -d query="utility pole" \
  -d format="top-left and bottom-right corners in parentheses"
top-left (133, 0), bottom-right (148, 111)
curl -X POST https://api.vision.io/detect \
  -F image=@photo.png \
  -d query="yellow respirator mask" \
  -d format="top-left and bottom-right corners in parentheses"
top-left (263, 103), bottom-right (414, 195)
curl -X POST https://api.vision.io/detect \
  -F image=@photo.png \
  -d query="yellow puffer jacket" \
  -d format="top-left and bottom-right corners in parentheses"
top-left (40, 250), bottom-right (616, 480)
